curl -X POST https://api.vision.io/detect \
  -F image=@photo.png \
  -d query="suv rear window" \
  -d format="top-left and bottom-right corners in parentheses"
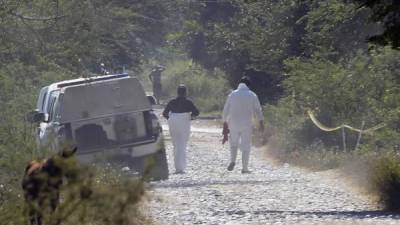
top-left (72, 111), bottom-right (150, 151)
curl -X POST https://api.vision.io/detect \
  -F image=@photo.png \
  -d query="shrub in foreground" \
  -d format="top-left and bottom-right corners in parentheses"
top-left (369, 153), bottom-right (400, 211)
top-left (0, 158), bottom-right (150, 225)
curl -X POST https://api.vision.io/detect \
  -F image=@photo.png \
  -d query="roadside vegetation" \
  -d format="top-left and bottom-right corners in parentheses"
top-left (2, 0), bottom-right (400, 221)
top-left (161, 59), bottom-right (230, 114)
top-left (1, 146), bottom-right (150, 225)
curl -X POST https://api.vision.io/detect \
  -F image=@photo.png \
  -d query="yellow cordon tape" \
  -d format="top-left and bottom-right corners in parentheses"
top-left (307, 110), bottom-right (386, 134)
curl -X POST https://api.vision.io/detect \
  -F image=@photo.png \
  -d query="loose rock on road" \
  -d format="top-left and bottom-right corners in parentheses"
top-left (146, 120), bottom-right (400, 225)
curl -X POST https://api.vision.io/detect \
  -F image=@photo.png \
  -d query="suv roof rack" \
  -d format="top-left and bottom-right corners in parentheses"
top-left (57, 73), bottom-right (129, 88)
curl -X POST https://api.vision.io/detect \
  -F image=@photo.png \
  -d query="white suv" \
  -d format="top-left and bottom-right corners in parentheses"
top-left (28, 73), bottom-right (168, 180)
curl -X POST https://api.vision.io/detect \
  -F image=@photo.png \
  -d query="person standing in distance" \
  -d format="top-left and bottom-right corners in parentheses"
top-left (163, 85), bottom-right (199, 174)
top-left (149, 65), bottom-right (165, 104)
top-left (222, 76), bottom-right (264, 173)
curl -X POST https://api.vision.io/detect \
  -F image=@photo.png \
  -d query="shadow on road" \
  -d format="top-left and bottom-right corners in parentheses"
top-left (150, 179), bottom-right (292, 189)
top-left (222, 209), bottom-right (400, 219)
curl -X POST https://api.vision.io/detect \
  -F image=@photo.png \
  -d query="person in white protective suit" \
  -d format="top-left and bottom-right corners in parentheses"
top-left (222, 76), bottom-right (264, 173)
top-left (162, 85), bottom-right (199, 174)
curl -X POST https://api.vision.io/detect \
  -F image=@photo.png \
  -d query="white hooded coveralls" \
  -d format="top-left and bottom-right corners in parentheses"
top-left (222, 83), bottom-right (263, 170)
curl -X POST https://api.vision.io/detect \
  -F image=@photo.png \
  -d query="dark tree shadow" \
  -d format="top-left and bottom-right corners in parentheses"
top-left (222, 209), bottom-right (400, 220)
top-left (151, 179), bottom-right (400, 219)
top-left (150, 179), bottom-right (287, 189)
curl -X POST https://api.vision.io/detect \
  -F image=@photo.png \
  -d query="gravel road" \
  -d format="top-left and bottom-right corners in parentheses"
top-left (146, 120), bottom-right (400, 225)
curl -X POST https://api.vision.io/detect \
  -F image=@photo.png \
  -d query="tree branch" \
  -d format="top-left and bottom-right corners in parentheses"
top-left (10, 11), bottom-right (66, 21)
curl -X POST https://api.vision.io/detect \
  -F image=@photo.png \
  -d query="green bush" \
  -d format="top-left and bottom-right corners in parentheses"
top-left (264, 97), bottom-right (307, 152)
top-left (369, 152), bottom-right (400, 211)
top-left (161, 60), bottom-right (230, 113)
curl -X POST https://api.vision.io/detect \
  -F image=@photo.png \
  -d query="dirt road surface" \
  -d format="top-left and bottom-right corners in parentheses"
top-left (146, 119), bottom-right (400, 225)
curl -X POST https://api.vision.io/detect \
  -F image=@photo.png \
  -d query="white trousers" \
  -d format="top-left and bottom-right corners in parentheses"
top-left (229, 127), bottom-right (252, 170)
top-left (168, 113), bottom-right (191, 172)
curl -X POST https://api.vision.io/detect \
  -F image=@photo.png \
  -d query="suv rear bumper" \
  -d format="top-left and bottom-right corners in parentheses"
top-left (77, 134), bottom-right (164, 163)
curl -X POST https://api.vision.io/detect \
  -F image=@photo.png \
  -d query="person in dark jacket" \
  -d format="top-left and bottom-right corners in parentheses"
top-left (163, 85), bottom-right (199, 174)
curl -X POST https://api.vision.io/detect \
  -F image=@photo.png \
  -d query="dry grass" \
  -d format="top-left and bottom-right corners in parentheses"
top-left (265, 135), bottom-right (344, 171)
top-left (265, 134), bottom-right (400, 212)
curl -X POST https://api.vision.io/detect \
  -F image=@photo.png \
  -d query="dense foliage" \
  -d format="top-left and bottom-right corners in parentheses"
top-left (168, 0), bottom-right (308, 103)
top-left (354, 0), bottom-right (400, 48)
top-left (161, 59), bottom-right (229, 113)
top-left (0, 0), bottom-right (176, 72)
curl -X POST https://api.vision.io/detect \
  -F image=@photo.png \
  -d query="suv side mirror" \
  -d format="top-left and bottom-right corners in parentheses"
top-left (147, 96), bottom-right (157, 105)
top-left (26, 110), bottom-right (45, 123)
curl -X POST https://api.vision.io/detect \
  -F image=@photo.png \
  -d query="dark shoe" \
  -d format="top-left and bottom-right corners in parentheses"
top-left (174, 170), bottom-right (185, 174)
top-left (241, 169), bottom-right (252, 174)
top-left (227, 162), bottom-right (235, 171)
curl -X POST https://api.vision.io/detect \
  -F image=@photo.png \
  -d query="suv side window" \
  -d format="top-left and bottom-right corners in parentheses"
top-left (36, 86), bottom-right (49, 112)
top-left (51, 94), bottom-right (62, 122)
top-left (48, 91), bottom-right (60, 122)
